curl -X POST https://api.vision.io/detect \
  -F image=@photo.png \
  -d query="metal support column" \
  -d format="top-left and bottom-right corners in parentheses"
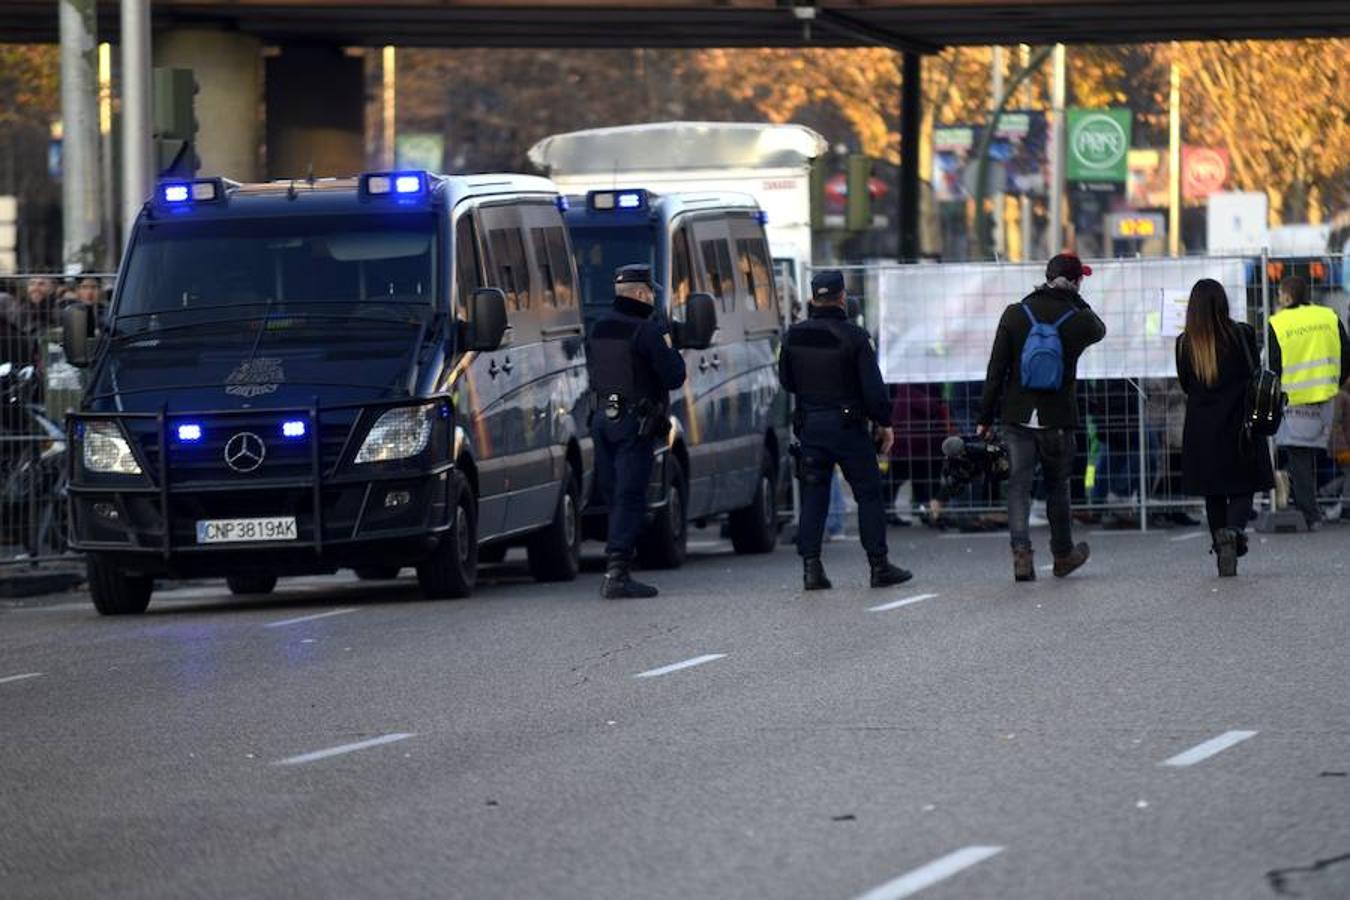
top-left (1047, 44), bottom-right (1066, 255)
top-left (120, 0), bottom-right (153, 242)
top-left (898, 52), bottom-right (922, 262)
top-left (59, 0), bottom-right (102, 271)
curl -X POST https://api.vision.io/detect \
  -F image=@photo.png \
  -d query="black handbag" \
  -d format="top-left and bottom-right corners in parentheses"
top-left (1239, 328), bottom-right (1285, 438)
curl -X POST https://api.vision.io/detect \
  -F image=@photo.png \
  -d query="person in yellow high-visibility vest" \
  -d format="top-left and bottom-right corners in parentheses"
top-left (1267, 275), bottom-right (1350, 530)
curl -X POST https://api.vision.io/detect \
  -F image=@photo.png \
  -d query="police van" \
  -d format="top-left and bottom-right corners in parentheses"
top-left (62, 171), bottom-right (593, 614)
top-left (566, 188), bottom-right (789, 566)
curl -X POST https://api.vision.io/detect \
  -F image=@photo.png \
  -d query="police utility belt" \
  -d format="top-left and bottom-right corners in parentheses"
top-left (599, 391), bottom-right (665, 439)
top-left (791, 403), bottom-right (866, 437)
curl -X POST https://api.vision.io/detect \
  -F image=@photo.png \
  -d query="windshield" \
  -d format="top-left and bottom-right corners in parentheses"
top-left (569, 226), bottom-right (656, 309)
top-left (116, 213), bottom-right (439, 326)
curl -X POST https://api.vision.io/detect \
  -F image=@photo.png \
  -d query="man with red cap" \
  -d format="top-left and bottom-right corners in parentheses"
top-left (977, 253), bottom-right (1107, 583)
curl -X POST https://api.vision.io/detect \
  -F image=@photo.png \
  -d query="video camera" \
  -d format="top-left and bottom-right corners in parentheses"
top-left (937, 434), bottom-right (1010, 502)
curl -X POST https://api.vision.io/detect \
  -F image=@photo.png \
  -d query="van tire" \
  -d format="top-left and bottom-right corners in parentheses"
top-left (226, 574), bottom-right (278, 595)
top-left (88, 554), bottom-right (153, 616)
top-left (527, 475), bottom-right (581, 582)
top-left (637, 455), bottom-right (688, 570)
top-left (416, 472), bottom-right (478, 599)
top-left (729, 451), bottom-right (778, 555)
top-left (354, 566), bottom-right (401, 581)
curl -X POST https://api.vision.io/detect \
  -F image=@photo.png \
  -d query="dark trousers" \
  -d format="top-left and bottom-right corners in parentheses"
top-left (1005, 424), bottom-right (1076, 556)
top-left (593, 415), bottom-right (655, 556)
top-left (1204, 494), bottom-right (1253, 537)
top-left (1284, 446), bottom-right (1323, 526)
top-left (796, 411), bottom-right (887, 559)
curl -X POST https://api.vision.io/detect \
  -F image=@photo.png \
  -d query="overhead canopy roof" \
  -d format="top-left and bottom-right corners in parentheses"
top-left (529, 123), bottom-right (829, 175)
top-left (7, 1), bottom-right (1350, 49)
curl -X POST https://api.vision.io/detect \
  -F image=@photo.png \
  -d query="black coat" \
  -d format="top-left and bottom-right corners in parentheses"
top-left (978, 286), bottom-right (1107, 430)
top-left (1176, 322), bottom-right (1275, 497)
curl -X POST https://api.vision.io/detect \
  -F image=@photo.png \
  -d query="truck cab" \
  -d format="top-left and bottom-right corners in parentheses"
top-left (64, 172), bottom-right (592, 614)
top-left (566, 188), bottom-right (789, 566)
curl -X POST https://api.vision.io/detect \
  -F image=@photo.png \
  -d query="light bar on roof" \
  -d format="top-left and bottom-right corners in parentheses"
top-left (587, 189), bottom-right (648, 212)
top-left (157, 178), bottom-right (224, 207)
top-left (361, 170), bottom-right (429, 199)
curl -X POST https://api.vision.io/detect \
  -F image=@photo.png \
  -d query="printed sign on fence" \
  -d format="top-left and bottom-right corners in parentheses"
top-left (876, 257), bottom-right (1248, 384)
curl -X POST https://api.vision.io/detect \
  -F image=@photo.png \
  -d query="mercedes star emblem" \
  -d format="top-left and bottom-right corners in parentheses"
top-left (223, 432), bottom-right (266, 473)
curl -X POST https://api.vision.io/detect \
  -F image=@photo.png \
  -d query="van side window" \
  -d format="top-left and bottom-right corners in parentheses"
top-left (530, 227), bottom-right (557, 307)
top-left (732, 226), bottom-right (774, 312)
top-left (483, 205), bottom-right (529, 313)
top-left (670, 225), bottom-right (693, 318)
top-left (544, 227), bottom-right (575, 310)
top-left (699, 238), bottom-right (736, 314)
top-left (454, 214), bottom-right (481, 316)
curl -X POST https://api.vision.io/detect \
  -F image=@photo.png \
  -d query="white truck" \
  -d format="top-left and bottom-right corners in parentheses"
top-left (528, 121), bottom-right (826, 319)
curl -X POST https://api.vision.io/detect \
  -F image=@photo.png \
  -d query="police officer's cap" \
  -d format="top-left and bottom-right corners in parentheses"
top-left (614, 265), bottom-right (656, 287)
top-left (811, 269), bottom-right (845, 299)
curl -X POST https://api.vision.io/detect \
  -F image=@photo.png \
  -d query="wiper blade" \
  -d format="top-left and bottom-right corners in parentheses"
top-left (108, 312), bottom-right (424, 343)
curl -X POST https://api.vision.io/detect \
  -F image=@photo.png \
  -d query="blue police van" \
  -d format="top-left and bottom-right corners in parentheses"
top-left (62, 171), bottom-right (593, 614)
top-left (566, 188), bottom-right (789, 567)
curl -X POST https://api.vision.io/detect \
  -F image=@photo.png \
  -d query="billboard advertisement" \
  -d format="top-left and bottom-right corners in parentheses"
top-left (1067, 108), bottom-right (1132, 183)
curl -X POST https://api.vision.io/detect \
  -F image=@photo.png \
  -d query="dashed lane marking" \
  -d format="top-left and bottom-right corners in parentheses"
top-left (634, 654), bottom-right (727, 679)
top-left (272, 732), bottom-right (414, 766)
top-left (263, 608), bottom-right (359, 628)
top-left (852, 846), bottom-right (1005, 900)
top-left (1161, 730), bottom-right (1258, 767)
top-left (0, 672), bottom-right (42, 685)
top-left (1169, 531), bottom-right (1207, 542)
top-left (868, 593), bottom-right (938, 613)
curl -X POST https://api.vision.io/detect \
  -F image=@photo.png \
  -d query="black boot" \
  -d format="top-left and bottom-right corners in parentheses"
top-left (1213, 528), bottom-right (1238, 577)
top-left (1235, 531), bottom-right (1249, 558)
top-left (868, 555), bottom-right (913, 588)
top-left (803, 556), bottom-right (832, 591)
top-left (600, 553), bottom-right (659, 599)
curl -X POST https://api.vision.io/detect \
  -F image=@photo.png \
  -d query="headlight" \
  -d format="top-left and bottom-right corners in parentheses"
top-left (355, 404), bottom-right (436, 463)
top-left (83, 421), bottom-right (142, 474)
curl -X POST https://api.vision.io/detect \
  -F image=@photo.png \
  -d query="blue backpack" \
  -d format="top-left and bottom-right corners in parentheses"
top-left (1019, 302), bottom-right (1075, 392)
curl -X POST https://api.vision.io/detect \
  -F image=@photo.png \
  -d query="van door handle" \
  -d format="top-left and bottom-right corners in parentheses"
top-left (698, 356), bottom-right (709, 373)
top-left (710, 354), bottom-right (721, 370)
top-left (488, 358), bottom-right (500, 378)
top-left (501, 357), bottom-right (513, 375)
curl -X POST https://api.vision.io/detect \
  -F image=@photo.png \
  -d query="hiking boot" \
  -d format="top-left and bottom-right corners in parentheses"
top-left (803, 556), bottom-right (832, 591)
top-left (1052, 543), bottom-right (1091, 578)
top-left (600, 554), bottom-right (659, 599)
top-left (1013, 548), bottom-right (1036, 582)
top-left (1213, 528), bottom-right (1238, 577)
top-left (868, 555), bottom-right (914, 588)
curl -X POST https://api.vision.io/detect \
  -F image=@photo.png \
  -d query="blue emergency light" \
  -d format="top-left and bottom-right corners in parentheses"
top-left (177, 423), bottom-right (203, 443)
top-left (157, 178), bottom-right (225, 208)
top-left (281, 420), bottom-right (307, 439)
top-left (756, 210), bottom-right (769, 226)
top-left (361, 171), bottom-right (429, 200)
top-left (588, 189), bottom-right (649, 213)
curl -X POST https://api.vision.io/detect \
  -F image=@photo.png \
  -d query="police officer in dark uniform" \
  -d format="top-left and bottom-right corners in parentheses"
top-left (780, 270), bottom-right (913, 591)
top-left (586, 264), bottom-right (688, 598)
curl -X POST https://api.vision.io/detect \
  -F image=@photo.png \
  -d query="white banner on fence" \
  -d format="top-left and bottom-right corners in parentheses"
top-left (876, 257), bottom-right (1249, 383)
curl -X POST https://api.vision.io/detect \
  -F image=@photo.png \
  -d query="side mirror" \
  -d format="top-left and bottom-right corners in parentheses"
top-left (676, 292), bottom-right (717, 350)
top-left (466, 287), bottom-right (508, 352)
top-left (61, 303), bottom-right (95, 368)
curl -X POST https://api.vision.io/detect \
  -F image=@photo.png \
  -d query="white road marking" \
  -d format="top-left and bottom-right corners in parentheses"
top-left (868, 593), bottom-right (938, 613)
top-left (1169, 531), bottom-right (1206, 542)
top-left (634, 654), bottom-right (726, 679)
top-left (272, 732), bottom-right (414, 766)
top-left (0, 672), bottom-right (42, 685)
top-left (938, 532), bottom-right (1007, 540)
top-left (263, 608), bottom-right (359, 628)
top-left (853, 846), bottom-right (1005, 900)
top-left (1161, 730), bottom-right (1258, 767)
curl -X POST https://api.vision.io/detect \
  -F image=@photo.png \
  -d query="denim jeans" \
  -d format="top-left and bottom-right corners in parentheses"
top-left (1005, 424), bottom-right (1076, 556)
top-left (1284, 446), bottom-right (1323, 527)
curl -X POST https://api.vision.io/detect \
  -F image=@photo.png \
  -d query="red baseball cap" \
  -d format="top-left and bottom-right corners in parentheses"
top-left (1047, 252), bottom-right (1092, 280)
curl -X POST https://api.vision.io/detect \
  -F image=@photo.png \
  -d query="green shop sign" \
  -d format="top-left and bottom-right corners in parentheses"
top-left (1067, 108), bottom-right (1132, 182)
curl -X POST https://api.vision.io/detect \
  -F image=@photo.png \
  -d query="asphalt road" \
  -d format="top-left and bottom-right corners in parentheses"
top-left (3, 522), bottom-right (1349, 900)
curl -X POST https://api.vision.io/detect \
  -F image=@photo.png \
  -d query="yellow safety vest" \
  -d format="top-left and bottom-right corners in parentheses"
top-left (1271, 304), bottom-right (1342, 405)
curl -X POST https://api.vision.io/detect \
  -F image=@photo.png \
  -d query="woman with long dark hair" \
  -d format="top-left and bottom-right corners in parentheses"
top-left (1176, 279), bottom-right (1274, 576)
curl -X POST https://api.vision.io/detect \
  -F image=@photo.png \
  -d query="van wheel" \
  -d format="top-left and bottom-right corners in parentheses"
top-left (226, 574), bottom-right (278, 595)
top-left (88, 554), bottom-right (153, 616)
top-left (729, 452), bottom-right (778, 554)
top-left (637, 455), bottom-right (688, 570)
top-left (527, 475), bottom-right (581, 582)
top-left (416, 472), bottom-right (477, 599)
top-left (354, 566), bottom-right (400, 581)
